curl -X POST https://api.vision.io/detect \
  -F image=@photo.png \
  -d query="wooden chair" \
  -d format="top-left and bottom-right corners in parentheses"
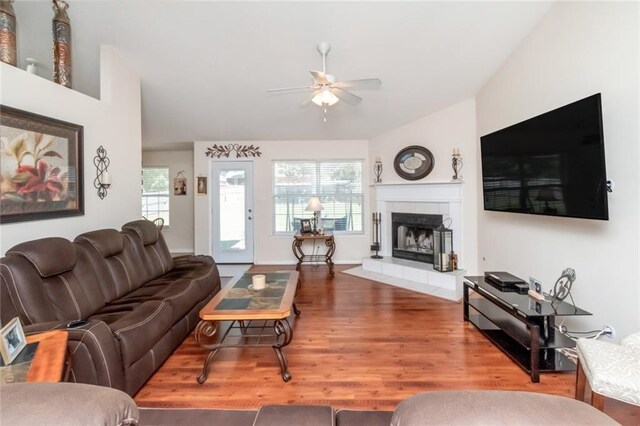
top-left (575, 331), bottom-right (640, 410)
top-left (152, 217), bottom-right (164, 232)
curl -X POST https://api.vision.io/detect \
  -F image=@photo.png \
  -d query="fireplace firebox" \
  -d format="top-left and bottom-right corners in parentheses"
top-left (391, 213), bottom-right (443, 264)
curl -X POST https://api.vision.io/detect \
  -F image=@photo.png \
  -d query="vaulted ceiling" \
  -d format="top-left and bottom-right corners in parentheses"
top-left (15, 1), bottom-right (552, 148)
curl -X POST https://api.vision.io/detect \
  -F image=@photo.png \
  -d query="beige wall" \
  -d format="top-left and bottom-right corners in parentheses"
top-left (0, 46), bottom-right (142, 254)
top-left (369, 98), bottom-right (479, 273)
top-left (142, 150), bottom-right (195, 253)
top-left (193, 140), bottom-right (370, 264)
top-left (476, 2), bottom-right (639, 337)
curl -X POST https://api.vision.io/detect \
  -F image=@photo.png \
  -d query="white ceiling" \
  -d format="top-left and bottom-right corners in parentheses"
top-left (15, 1), bottom-right (552, 148)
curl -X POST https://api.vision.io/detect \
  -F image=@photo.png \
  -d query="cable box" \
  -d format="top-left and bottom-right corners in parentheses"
top-left (484, 271), bottom-right (526, 288)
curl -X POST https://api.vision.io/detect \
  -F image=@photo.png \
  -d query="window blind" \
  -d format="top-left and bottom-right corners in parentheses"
top-left (272, 160), bottom-right (364, 233)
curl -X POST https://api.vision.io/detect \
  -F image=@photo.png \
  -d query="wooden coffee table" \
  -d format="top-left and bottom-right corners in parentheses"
top-left (196, 271), bottom-right (300, 383)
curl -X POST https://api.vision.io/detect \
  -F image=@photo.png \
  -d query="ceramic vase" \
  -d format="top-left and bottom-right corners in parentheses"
top-left (0, 0), bottom-right (16, 66)
top-left (52, 0), bottom-right (71, 88)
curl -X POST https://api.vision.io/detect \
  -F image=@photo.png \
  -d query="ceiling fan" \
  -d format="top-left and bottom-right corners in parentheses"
top-left (267, 42), bottom-right (382, 108)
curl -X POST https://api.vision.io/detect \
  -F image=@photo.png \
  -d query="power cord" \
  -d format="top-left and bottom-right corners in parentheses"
top-left (556, 324), bottom-right (612, 341)
top-left (556, 324), bottom-right (612, 365)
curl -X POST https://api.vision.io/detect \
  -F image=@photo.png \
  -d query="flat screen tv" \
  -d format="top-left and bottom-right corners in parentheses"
top-left (480, 94), bottom-right (609, 220)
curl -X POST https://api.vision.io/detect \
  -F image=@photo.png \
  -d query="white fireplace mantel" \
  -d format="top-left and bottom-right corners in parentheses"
top-left (372, 181), bottom-right (464, 262)
top-left (360, 181), bottom-right (465, 301)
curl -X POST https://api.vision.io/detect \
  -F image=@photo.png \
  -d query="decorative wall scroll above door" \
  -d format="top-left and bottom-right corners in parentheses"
top-left (205, 144), bottom-right (262, 158)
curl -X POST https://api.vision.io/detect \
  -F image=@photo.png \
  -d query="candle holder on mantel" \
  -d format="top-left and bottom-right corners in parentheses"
top-left (373, 157), bottom-right (383, 184)
top-left (370, 212), bottom-right (383, 259)
top-left (452, 148), bottom-right (463, 181)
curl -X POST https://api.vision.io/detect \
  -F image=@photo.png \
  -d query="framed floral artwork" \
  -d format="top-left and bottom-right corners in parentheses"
top-left (0, 105), bottom-right (84, 223)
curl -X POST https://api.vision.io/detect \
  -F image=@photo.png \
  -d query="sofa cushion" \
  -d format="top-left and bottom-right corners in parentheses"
top-left (75, 229), bottom-right (149, 300)
top-left (123, 219), bottom-right (160, 245)
top-left (75, 229), bottom-right (125, 258)
top-left (105, 300), bottom-right (175, 367)
top-left (254, 405), bottom-right (334, 426)
top-left (336, 409), bottom-right (393, 426)
top-left (3, 239), bottom-right (107, 322)
top-left (1, 382), bottom-right (138, 426)
top-left (122, 220), bottom-right (174, 284)
top-left (113, 278), bottom-right (204, 323)
top-left (139, 408), bottom-right (257, 426)
top-left (7, 237), bottom-right (76, 278)
top-left (390, 391), bottom-right (617, 425)
top-left (149, 257), bottom-right (220, 301)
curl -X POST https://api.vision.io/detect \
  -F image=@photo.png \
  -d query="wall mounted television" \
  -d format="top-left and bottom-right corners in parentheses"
top-left (480, 93), bottom-right (609, 221)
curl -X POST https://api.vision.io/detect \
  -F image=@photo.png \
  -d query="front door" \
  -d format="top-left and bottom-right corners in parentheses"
top-left (211, 161), bottom-right (254, 263)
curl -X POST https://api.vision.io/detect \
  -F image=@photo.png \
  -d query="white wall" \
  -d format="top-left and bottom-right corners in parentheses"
top-left (476, 2), bottom-right (639, 337)
top-left (142, 149), bottom-right (194, 253)
top-left (0, 46), bottom-right (142, 254)
top-left (194, 140), bottom-right (370, 264)
top-left (369, 98), bottom-right (479, 273)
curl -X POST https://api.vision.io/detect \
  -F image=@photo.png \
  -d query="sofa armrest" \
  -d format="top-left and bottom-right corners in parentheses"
top-left (0, 382), bottom-right (138, 426)
top-left (25, 320), bottom-right (125, 391)
top-left (24, 321), bottom-right (69, 335)
top-left (621, 331), bottom-right (640, 351)
top-left (172, 254), bottom-right (214, 267)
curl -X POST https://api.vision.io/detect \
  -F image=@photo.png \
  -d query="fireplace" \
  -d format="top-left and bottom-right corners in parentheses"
top-left (392, 213), bottom-right (443, 264)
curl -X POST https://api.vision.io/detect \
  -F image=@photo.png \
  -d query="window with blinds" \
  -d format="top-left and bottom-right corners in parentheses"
top-left (273, 160), bottom-right (364, 233)
top-left (142, 167), bottom-right (170, 225)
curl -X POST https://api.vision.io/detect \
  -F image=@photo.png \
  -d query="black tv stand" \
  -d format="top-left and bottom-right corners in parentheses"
top-left (463, 276), bottom-right (591, 382)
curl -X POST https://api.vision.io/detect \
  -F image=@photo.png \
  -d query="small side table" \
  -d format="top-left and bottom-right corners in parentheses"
top-left (292, 233), bottom-right (335, 277)
top-left (26, 330), bottom-right (69, 382)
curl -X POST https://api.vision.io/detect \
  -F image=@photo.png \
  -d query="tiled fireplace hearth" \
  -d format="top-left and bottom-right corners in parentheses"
top-left (359, 182), bottom-right (465, 301)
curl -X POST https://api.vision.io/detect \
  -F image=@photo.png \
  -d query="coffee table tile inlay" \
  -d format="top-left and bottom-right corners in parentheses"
top-left (197, 271), bottom-right (300, 383)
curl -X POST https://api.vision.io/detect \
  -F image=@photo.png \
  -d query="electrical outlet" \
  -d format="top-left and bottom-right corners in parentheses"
top-left (603, 325), bottom-right (615, 338)
top-left (529, 277), bottom-right (543, 294)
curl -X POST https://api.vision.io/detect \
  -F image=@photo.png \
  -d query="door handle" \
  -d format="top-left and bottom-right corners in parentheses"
top-left (248, 216), bottom-right (253, 220)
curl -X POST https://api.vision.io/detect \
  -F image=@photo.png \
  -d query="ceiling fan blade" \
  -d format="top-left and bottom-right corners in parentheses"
top-left (332, 87), bottom-right (362, 105)
top-left (334, 78), bottom-right (382, 89)
top-left (267, 85), bottom-right (314, 93)
top-left (310, 70), bottom-right (329, 84)
top-left (301, 89), bottom-right (321, 106)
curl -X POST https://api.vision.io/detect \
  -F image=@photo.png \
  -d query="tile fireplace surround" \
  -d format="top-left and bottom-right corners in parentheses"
top-left (361, 182), bottom-right (465, 301)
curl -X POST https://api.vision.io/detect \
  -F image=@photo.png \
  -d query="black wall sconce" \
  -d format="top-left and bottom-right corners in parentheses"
top-left (93, 145), bottom-right (111, 199)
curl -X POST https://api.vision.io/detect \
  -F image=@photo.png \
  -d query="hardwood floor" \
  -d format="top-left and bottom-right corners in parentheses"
top-left (135, 265), bottom-right (640, 424)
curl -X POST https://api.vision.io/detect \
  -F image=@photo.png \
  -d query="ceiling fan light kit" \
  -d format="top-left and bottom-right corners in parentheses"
top-left (311, 88), bottom-right (339, 107)
top-left (267, 41), bottom-right (382, 119)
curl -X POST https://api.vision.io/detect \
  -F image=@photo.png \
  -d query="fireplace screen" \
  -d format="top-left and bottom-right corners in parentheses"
top-left (396, 226), bottom-right (434, 254)
top-left (391, 213), bottom-right (443, 264)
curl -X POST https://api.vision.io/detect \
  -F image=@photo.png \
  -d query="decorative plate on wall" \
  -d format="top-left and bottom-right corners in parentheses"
top-left (393, 145), bottom-right (435, 180)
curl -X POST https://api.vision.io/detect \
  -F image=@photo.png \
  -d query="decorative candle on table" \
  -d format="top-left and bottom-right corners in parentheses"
top-left (252, 274), bottom-right (266, 290)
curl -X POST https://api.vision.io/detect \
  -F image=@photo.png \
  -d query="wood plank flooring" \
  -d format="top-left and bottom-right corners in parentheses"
top-left (135, 265), bottom-right (640, 424)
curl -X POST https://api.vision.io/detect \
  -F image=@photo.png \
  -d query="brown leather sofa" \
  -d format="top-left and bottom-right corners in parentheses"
top-left (0, 382), bottom-right (618, 425)
top-left (0, 220), bottom-right (220, 395)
